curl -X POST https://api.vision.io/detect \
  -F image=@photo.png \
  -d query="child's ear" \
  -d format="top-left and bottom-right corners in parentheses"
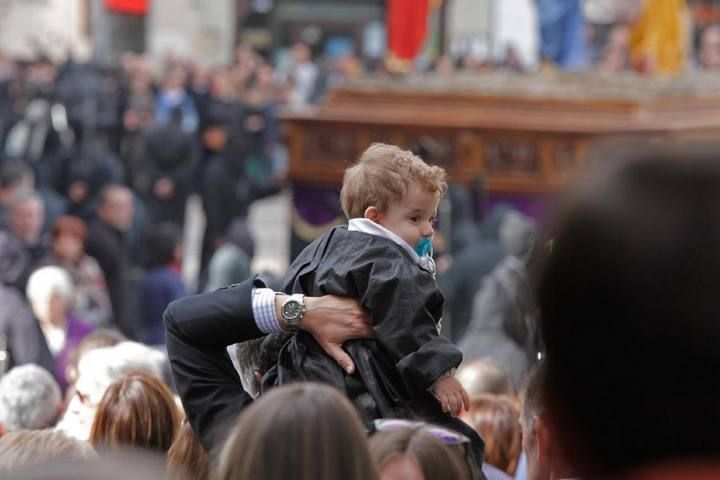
top-left (364, 206), bottom-right (381, 222)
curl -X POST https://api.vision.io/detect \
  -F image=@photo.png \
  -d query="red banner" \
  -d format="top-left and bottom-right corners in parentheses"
top-left (387, 0), bottom-right (430, 61)
top-left (105, 0), bottom-right (148, 15)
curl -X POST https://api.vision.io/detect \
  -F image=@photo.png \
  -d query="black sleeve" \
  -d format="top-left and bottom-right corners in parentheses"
top-left (163, 278), bottom-right (265, 451)
top-left (363, 265), bottom-right (463, 394)
top-left (85, 230), bottom-right (118, 280)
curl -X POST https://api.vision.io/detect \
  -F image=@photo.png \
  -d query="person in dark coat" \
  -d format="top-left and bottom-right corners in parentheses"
top-left (202, 109), bottom-right (280, 254)
top-left (85, 185), bottom-right (135, 338)
top-left (458, 211), bottom-right (544, 389)
top-left (132, 107), bottom-right (196, 227)
top-left (438, 205), bottom-right (511, 343)
top-left (0, 230), bottom-right (55, 375)
top-left (136, 224), bottom-right (187, 345)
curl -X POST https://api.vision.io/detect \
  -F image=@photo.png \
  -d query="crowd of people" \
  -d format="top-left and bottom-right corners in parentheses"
top-left (0, 24), bottom-right (718, 479)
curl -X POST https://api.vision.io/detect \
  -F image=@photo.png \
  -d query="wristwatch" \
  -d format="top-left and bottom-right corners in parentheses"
top-left (281, 294), bottom-right (306, 333)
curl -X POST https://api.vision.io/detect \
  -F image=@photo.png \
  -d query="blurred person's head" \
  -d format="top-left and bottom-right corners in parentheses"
top-left (90, 371), bottom-right (180, 454)
top-left (460, 394), bottom-right (521, 475)
top-left (9, 190), bottom-right (44, 246)
top-left (0, 161), bottom-right (33, 206)
top-left (538, 150), bottom-right (720, 475)
top-left (142, 223), bottom-right (181, 269)
top-left (51, 216), bottom-right (87, 263)
top-left (4, 451), bottom-right (168, 480)
top-left (0, 230), bottom-right (30, 288)
top-left (292, 42), bottom-right (312, 64)
top-left (97, 185), bottom-right (134, 232)
top-left (63, 328), bottom-right (127, 389)
top-left (26, 266), bottom-right (74, 328)
top-left (234, 333), bottom-right (289, 397)
top-left (600, 25), bottom-right (630, 72)
top-left (162, 66), bottom-right (187, 92)
top-left (435, 55), bottom-right (456, 75)
top-left (499, 210), bottom-right (540, 268)
top-left (0, 364), bottom-right (62, 434)
top-left (217, 383), bottom-right (379, 480)
top-left (0, 429), bottom-right (96, 473)
top-left (699, 25), bottom-right (720, 70)
top-left (369, 423), bottom-right (470, 480)
top-left (457, 359), bottom-right (514, 397)
top-left (167, 421), bottom-right (209, 480)
top-left (57, 341), bottom-right (165, 441)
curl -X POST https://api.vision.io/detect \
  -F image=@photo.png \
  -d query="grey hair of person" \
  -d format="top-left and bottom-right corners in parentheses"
top-left (0, 364), bottom-right (62, 432)
top-left (26, 266), bottom-right (75, 306)
top-left (234, 332), bottom-right (290, 396)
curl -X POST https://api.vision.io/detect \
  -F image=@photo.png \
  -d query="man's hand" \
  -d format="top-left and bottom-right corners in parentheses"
top-left (432, 376), bottom-right (470, 417)
top-left (275, 294), bottom-right (374, 374)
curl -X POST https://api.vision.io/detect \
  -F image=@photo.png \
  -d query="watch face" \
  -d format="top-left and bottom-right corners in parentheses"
top-left (283, 300), bottom-right (302, 320)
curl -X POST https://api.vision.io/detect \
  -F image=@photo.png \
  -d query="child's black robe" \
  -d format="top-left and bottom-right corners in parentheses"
top-left (266, 226), bottom-right (486, 477)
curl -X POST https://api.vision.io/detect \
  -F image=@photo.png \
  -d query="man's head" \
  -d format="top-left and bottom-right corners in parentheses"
top-left (699, 26), bottom-right (720, 70)
top-left (97, 185), bottom-right (134, 232)
top-left (234, 333), bottom-right (290, 397)
top-left (0, 364), bottom-right (62, 434)
top-left (0, 161), bottom-right (33, 206)
top-left (9, 190), bottom-right (44, 246)
top-left (539, 150), bottom-right (720, 474)
top-left (341, 143), bottom-right (447, 248)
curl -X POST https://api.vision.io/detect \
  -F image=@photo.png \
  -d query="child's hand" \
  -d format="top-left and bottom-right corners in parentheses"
top-left (431, 376), bottom-right (470, 417)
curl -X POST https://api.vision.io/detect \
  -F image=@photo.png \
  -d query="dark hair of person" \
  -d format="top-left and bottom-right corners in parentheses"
top-left (0, 160), bottom-right (31, 189)
top-left (167, 421), bottom-right (209, 480)
top-left (216, 383), bottom-right (379, 480)
top-left (89, 371), bottom-right (180, 454)
top-left (369, 426), bottom-right (470, 480)
top-left (538, 149), bottom-right (720, 474)
top-left (461, 394), bottom-right (522, 475)
top-left (234, 332), bottom-right (290, 393)
top-left (143, 223), bottom-right (181, 269)
top-left (0, 429), bottom-right (96, 472)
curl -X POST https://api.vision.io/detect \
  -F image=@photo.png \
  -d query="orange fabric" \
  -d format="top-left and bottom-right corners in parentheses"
top-left (105, 0), bottom-right (148, 15)
top-left (387, 0), bottom-right (430, 61)
top-left (629, 0), bottom-right (687, 74)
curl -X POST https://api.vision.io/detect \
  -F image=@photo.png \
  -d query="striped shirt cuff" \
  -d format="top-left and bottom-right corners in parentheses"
top-left (252, 288), bottom-right (281, 334)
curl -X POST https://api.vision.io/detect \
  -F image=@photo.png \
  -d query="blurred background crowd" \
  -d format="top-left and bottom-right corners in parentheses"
top-left (0, 0), bottom-right (716, 479)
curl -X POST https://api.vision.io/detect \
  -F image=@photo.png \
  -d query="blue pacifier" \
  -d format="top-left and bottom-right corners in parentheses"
top-left (414, 236), bottom-right (433, 258)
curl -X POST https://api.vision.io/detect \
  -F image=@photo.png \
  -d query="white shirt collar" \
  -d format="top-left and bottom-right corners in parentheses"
top-left (348, 218), bottom-right (420, 262)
